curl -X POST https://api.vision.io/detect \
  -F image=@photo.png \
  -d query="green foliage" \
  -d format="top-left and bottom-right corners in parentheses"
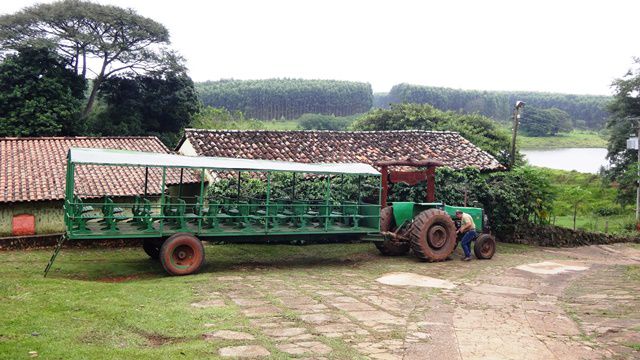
top-left (196, 79), bottom-right (373, 120)
top-left (191, 106), bottom-right (266, 130)
top-left (432, 166), bottom-right (554, 238)
top-left (377, 83), bottom-right (610, 129)
top-left (0, 0), bottom-right (171, 118)
top-left (298, 113), bottom-right (357, 130)
top-left (605, 57), bottom-right (640, 175)
top-left (350, 103), bottom-right (512, 165)
top-left (88, 53), bottom-right (199, 147)
top-left (0, 47), bottom-right (85, 136)
top-left (520, 106), bottom-right (572, 136)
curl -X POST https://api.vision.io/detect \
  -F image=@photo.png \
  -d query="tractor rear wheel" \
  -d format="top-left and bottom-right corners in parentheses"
top-left (409, 209), bottom-right (456, 262)
top-left (375, 207), bottom-right (410, 256)
top-left (160, 233), bottom-right (205, 276)
top-left (474, 233), bottom-right (496, 259)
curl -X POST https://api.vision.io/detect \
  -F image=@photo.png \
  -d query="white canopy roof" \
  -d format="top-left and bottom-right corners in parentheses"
top-left (69, 148), bottom-right (380, 176)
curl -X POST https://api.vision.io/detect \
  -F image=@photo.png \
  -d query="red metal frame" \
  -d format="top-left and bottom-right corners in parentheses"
top-left (375, 159), bottom-right (443, 208)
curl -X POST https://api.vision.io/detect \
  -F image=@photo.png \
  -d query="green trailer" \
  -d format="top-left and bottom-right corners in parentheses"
top-left (44, 148), bottom-right (495, 277)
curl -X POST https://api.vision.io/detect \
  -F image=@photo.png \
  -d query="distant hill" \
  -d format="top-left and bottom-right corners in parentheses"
top-left (196, 79), bottom-right (372, 120)
top-left (374, 83), bottom-right (611, 129)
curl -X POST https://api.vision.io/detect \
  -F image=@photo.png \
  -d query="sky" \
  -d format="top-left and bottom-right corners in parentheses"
top-left (1, 0), bottom-right (639, 95)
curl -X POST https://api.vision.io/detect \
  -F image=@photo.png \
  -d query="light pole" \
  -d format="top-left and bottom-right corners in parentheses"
top-left (623, 116), bottom-right (640, 224)
top-left (510, 101), bottom-right (526, 168)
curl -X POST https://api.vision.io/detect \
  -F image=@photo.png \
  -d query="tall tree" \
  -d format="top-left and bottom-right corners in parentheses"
top-left (0, 47), bottom-right (85, 136)
top-left (0, 0), bottom-right (170, 118)
top-left (606, 57), bottom-right (640, 178)
top-left (90, 52), bottom-right (199, 146)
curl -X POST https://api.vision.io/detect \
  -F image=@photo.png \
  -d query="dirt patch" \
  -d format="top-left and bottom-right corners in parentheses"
top-left (376, 272), bottom-right (456, 289)
top-left (95, 273), bottom-right (155, 283)
top-left (134, 330), bottom-right (186, 347)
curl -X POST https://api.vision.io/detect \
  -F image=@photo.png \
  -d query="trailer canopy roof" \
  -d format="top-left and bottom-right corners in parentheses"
top-left (69, 148), bottom-right (380, 176)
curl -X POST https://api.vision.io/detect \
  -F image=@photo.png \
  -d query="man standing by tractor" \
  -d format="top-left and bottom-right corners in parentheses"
top-left (456, 210), bottom-right (476, 261)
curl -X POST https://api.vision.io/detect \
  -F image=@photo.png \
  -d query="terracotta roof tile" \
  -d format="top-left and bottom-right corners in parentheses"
top-left (180, 129), bottom-right (503, 171)
top-left (0, 136), bottom-right (199, 204)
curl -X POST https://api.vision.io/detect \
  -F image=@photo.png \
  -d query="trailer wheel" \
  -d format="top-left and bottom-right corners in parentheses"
top-left (409, 209), bottom-right (456, 262)
top-left (474, 233), bottom-right (496, 259)
top-left (375, 207), bottom-right (410, 256)
top-left (160, 233), bottom-right (205, 276)
top-left (142, 239), bottom-right (162, 260)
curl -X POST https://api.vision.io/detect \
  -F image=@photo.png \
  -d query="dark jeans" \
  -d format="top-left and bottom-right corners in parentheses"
top-left (461, 230), bottom-right (477, 257)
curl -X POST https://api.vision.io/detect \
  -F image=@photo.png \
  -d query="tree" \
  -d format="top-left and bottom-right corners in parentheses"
top-left (565, 186), bottom-right (591, 230)
top-left (604, 57), bottom-right (640, 201)
top-left (90, 53), bottom-right (199, 146)
top-left (0, 0), bottom-right (170, 118)
top-left (0, 47), bottom-right (85, 136)
top-left (520, 106), bottom-right (572, 136)
top-left (380, 83), bottom-right (610, 129)
top-left (351, 103), bottom-right (513, 165)
top-left (298, 113), bottom-right (353, 130)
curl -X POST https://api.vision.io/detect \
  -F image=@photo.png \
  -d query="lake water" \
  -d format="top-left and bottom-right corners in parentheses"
top-left (521, 148), bottom-right (609, 174)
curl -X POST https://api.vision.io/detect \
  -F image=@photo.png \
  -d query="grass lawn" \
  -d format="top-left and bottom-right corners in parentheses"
top-left (0, 241), bottom-right (532, 359)
top-left (540, 168), bottom-right (635, 234)
top-left (518, 130), bottom-right (608, 149)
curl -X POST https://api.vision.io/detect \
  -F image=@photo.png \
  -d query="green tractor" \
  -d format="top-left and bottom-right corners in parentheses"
top-left (374, 159), bottom-right (496, 261)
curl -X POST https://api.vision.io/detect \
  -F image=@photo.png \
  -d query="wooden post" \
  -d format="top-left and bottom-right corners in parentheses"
top-left (380, 165), bottom-right (388, 208)
top-left (426, 166), bottom-right (436, 202)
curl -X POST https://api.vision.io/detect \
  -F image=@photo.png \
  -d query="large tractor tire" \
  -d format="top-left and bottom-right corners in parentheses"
top-left (160, 233), bottom-right (205, 276)
top-left (143, 239), bottom-right (163, 260)
top-left (409, 209), bottom-right (457, 262)
top-left (474, 233), bottom-right (496, 259)
top-left (375, 207), bottom-right (410, 256)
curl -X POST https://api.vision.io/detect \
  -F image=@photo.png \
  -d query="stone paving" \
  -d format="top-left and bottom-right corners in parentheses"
top-left (190, 243), bottom-right (640, 359)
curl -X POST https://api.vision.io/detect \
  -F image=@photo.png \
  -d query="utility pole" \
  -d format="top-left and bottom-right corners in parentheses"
top-left (624, 116), bottom-right (640, 224)
top-left (510, 101), bottom-right (526, 168)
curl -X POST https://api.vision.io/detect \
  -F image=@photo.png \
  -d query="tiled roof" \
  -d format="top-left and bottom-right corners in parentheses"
top-left (180, 129), bottom-right (503, 171)
top-left (0, 137), bottom-right (199, 203)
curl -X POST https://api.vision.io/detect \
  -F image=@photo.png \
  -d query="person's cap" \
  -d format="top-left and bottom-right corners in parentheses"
top-left (455, 210), bottom-right (463, 214)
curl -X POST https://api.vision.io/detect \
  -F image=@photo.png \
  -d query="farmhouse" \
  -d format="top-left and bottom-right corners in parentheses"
top-left (0, 137), bottom-right (198, 237)
top-left (176, 129), bottom-right (503, 171)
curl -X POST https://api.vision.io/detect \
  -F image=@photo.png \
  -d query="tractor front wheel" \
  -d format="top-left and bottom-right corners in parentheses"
top-left (409, 209), bottom-right (456, 262)
top-left (375, 207), bottom-right (410, 256)
top-left (160, 233), bottom-right (205, 276)
top-left (474, 233), bottom-right (496, 259)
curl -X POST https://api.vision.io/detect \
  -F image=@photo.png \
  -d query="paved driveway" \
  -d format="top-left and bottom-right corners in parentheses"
top-left (191, 243), bottom-right (640, 359)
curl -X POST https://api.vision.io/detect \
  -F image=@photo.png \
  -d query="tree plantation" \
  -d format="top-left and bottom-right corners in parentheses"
top-left (197, 79), bottom-right (373, 120)
top-left (375, 83), bottom-right (611, 129)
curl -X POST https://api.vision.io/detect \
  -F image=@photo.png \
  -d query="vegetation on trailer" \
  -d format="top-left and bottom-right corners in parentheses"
top-left (375, 83), bottom-right (610, 130)
top-left (196, 79), bottom-right (373, 120)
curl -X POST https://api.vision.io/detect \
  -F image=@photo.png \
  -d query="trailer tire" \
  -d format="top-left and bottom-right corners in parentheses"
top-left (375, 206), bottom-right (410, 256)
top-left (474, 233), bottom-right (496, 259)
top-left (142, 239), bottom-right (162, 260)
top-left (409, 209), bottom-right (456, 262)
top-left (160, 233), bottom-right (205, 276)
